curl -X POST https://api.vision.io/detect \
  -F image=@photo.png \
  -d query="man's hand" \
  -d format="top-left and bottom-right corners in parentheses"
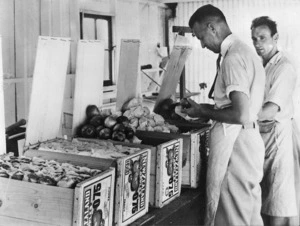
top-left (181, 98), bottom-right (213, 119)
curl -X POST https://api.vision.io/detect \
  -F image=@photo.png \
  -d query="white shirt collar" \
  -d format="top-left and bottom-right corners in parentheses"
top-left (268, 51), bottom-right (282, 65)
top-left (220, 34), bottom-right (236, 57)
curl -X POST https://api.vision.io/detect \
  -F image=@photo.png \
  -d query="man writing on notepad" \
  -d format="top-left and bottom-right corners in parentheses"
top-left (182, 4), bottom-right (266, 226)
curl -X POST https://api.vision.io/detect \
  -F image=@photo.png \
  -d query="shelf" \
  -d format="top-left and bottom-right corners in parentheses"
top-left (141, 68), bottom-right (164, 73)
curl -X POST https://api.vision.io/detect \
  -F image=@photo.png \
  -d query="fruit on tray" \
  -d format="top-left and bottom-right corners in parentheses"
top-left (0, 153), bottom-right (102, 188)
top-left (38, 138), bottom-right (142, 159)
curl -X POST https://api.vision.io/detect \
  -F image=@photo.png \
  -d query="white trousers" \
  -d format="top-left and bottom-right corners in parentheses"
top-left (205, 122), bottom-right (265, 226)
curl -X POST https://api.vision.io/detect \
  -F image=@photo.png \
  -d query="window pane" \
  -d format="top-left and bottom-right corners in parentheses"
top-left (96, 19), bottom-right (108, 48)
top-left (83, 18), bottom-right (96, 39)
top-left (96, 19), bottom-right (109, 81)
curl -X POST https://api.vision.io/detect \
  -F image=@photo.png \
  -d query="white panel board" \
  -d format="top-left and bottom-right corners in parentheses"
top-left (25, 37), bottom-right (71, 146)
top-left (154, 43), bottom-right (192, 112)
top-left (116, 39), bottom-right (140, 111)
top-left (0, 37), bottom-right (6, 154)
top-left (72, 40), bottom-right (105, 135)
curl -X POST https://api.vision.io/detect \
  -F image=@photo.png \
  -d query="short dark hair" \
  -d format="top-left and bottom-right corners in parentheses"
top-left (251, 16), bottom-right (277, 36)
top-left (188, 4), bottom-right (227, 28)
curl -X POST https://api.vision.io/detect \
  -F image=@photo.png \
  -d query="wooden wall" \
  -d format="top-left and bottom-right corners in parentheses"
top-left (0, 0), bottom-right (166, 129)
top-left (0, 0), bottom-right (79, 127)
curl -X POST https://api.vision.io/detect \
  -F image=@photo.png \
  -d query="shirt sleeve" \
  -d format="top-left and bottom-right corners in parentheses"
top-left (265, 62), bottom-right (297, 110)
top-left (222, 54), bottom-right (250, 98)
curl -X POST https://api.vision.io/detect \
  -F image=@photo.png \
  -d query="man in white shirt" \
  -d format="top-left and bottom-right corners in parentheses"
top-left (251, 16), bottom-right (298, 226)
top-left (183, 4), bottom-right (266, 226)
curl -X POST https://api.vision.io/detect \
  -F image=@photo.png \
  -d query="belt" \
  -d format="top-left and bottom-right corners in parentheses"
top-left (242, 122), bottom-right (256, 129)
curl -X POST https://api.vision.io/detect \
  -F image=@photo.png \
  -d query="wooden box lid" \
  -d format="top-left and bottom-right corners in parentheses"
top-left (25, 36), bottom-right (71, 146)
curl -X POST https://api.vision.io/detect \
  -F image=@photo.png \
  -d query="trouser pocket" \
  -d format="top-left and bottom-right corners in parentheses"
top-left (258, 120), bottom-right (276, 133)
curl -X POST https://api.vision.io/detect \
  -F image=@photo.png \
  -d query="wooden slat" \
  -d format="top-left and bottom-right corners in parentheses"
top-left (0, 0), bottom-right (15, 79)
top-left (0, 178), bottom-right (73, 226)
top-left (40, 0), bottom-right (52, 36)
top-left (0, 37), bottom-right (6, 154)
top-left (153, 44), bottom-right (192, 112)
top-left (1, 0), bottom-right (15, 126)
top-left (25, 37), bottom-right (71, 146)
top-left (116, 39), bottom-right (140, 111)
top-left (41, 0), bottom-right (72, 74)
top-left (72, 40), bottom-right (105, 136)
top-left (15, 0), bottom-right (40, 121)
top-left (25, 149), bottom-right (115, 171)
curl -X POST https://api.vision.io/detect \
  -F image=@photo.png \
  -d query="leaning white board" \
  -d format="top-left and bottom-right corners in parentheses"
top-left (25, 36), bottom-right (71, 146)
top-left (154, 36), bottom-right (192, 112)
top-left (0, 36), bottom-right (6, 154)
top-left (116, 39), bottom-right (140, 111)
top-left (72, 40), bottom-right (105, 136)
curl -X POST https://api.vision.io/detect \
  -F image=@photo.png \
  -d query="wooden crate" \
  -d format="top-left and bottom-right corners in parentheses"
top-left (0, 154), bottom-right (115, 226)
top-left (25, 141), bottom-right (151, 226)
top-left (136, 121), bottom-right (210, 189)
top-left (107, 136), bottom-right (183, 208)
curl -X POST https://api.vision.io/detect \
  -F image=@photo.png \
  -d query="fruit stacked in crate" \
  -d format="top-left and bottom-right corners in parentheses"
top-left (0, 152), bottom-right (115, 226)
top-left (0, 152), bottom-right (102, 188)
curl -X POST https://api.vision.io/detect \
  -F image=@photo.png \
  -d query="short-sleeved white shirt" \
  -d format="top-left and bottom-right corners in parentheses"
top-left (261, 51), bottom-right (297, 122)
top-left (214, 34), bottom-right (266, 122)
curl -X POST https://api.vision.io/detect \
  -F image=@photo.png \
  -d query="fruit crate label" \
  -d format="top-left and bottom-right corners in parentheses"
top-left (162, 141), bottom-right (180, 203)
top-left (122, 152), bottom-right (148, 222)
top-left (81, 174), bottom-right (113, 226)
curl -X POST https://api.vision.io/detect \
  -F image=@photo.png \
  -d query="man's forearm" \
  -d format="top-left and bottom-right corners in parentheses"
top-left (202, 106), bottom-right (249, 124)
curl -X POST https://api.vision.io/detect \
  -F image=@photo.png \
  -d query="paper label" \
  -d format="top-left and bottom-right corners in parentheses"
top-left (122, 151), bottom-right (148, 222)
top-left (162, 141), bottom-right (180, 203)
top-left (81, 175), bottom-right (113, 226)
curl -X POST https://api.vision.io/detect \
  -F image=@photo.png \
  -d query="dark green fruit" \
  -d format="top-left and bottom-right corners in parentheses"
top-left (124, 127), bottom-right (135, 139)
top-left (180, 98), bottom-right (191, 109)
top-left (81, 124), bottom-right (96, 138)
top-left (116, 116), bottom-right (130, 126)
top-left (95, 125), bottom-right (105, 134)
top-left (98, 128), bottom-right (112, 139)
top-left (155, 98), bottom-right (174, 119)
top-left (86, 105), bottom-right (100, 119)
top-left (113, 123), bottom-right (126, 132)
top-left (89, 115), bottom-right (104, 127)
top-left (112, 131), bottom-right (126, 142)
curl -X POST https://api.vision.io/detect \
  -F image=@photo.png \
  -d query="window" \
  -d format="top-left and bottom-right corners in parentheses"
top-left (80, 13), bottom-right (114, 86)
